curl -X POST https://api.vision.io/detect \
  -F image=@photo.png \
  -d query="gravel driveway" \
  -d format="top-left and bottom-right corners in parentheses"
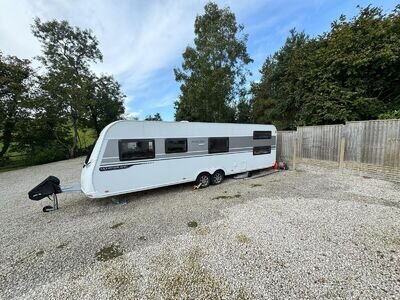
top-left (0, 158), bottom-right (399, 299)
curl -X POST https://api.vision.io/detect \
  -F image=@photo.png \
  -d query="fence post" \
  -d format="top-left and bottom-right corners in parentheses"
top-left (339, 136), bottom-right (346, 169)
top-left (293, 134), bottom-right (297, 170)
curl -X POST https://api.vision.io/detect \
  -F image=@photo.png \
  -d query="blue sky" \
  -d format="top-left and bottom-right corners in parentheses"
top-left (0, 0), bottom-right (398, 120)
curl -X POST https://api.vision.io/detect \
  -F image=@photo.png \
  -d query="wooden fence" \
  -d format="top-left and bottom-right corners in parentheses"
top-left (277, 119), bottom-right (400, 182)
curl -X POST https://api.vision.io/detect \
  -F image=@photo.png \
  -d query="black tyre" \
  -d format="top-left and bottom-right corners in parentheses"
top-left (196, 173), bottom-right (211, 188)
top-left (211, 170), bottom-right (224, 185)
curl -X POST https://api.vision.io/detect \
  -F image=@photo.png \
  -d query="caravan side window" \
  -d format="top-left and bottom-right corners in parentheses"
top-left (208, 137), bottom-right (229, 154)
top-left (253, 131), bottom-right (272, 139)
top-left (165, 138), bottom-right (187, 153)
top-left (119, 139), bottom-right (155, 161)
top-left (253, 146), bottom-right (271, 155)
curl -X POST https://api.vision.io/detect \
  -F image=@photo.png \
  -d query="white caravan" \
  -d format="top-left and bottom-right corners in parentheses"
top-left (81, 120), bottom-right (276, 198)
top-left (29, 121), bottom-right (276, 210)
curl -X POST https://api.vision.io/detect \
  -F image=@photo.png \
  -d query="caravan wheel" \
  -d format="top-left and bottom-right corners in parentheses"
top-left (211, 170), bottom-right (224, 185)
top-left (196, 173), bottom-right (211, 188)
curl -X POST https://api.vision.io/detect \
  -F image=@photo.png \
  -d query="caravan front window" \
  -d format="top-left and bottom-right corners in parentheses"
top-left (119, 139), bottom-right (155, 161)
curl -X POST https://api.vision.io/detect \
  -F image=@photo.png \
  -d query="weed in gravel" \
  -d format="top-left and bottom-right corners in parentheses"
top-left (236, 234), bottom-right (251, 244)
top-left (96, 244), bottom-right (124, 262)
top-left (212, 194), bottom-right (241, 200)
top-left (154, 248), bottom-right (225, 298)
top-left (102, 263), bottom-right (139, 298)
top-left (151, 248), bottom-right (255, 299)
top-left (187, 221), bottom-right (198, 228)
top-left (196, 227), bottom-right (210, 236)
top-left (276, 259), bottom-right (287, 268)
top-left (110, 222), bottom-right (124, 229)
top-left (56, 242), bottom-right (70, 249)
top-left (250, 183), bottom-right (262, 187)
top-left (36, 250), bottom-right (44, 256)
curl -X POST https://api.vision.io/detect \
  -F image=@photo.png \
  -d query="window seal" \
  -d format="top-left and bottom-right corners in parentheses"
top-left (118, 139), bottom-right (155, 161)
top-left (165, 138), bottom-right (188, 154)
top-left (253, 146), bottom-right (271, 155)
top-left (208, 137), bottom-right (229, 154)
top-left (253, 131), bottom-right (272, 140)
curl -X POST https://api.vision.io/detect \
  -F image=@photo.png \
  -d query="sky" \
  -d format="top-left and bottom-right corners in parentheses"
top-left (0, 0), bottom-right (398, 120)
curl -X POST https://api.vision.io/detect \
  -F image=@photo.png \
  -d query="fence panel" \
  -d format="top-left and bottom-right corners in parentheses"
top-left (277, 119), bottom-right (400, 182)
top-left (297, 125), bottom-right (343, 162)
top-left (276, 131), bottom-right (295, 162)
top-left (343, 120), bottom-right (400, 181)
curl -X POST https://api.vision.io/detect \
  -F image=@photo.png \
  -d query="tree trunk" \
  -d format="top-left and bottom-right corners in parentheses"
top-left (91, 111), bottom-right (100, 137)
top-left (0, 120), bottom-right (15, 158)
top-left (69, 113), bottom-right (79, 158)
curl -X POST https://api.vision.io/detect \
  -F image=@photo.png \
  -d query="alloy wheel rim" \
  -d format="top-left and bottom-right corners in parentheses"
top-left (214, 173), bottom-right (222, 183)
top-left (200, 175), bottom-right (209, 186)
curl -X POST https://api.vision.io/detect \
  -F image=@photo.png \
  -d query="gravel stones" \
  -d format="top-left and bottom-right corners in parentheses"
top-left (0, 158), bottom-right (399, 299)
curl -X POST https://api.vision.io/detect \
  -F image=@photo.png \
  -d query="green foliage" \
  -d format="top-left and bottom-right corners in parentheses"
top-left (144, 113), bottom-right (162, 121)
top-left (174, 2), bottom-right (252, 122)
top-left (32, 18), bottom-right (103, 157)
top-left (0, 53), bottom-right (33, 157)
top-left (31, 18), bottom-right (124, 156)
top-left (252, 5), bottom-right (400, 129)
top-left (86, 74), bottom-right (125, 136)
top-left (0, 19), bottom-right (125, 169)
top-left (236, 98), bottom-right (253, 123)
top-left (378, 110), bottom-right (400, 120)
top-left (29, 141), bottom-right (69, 165)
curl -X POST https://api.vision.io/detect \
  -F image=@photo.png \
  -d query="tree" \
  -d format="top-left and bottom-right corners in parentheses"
top-left (251, 30), bottom-right (309, 129)
top-left (174, 2), bottom-right (252, 122)
top-left (87, 74), bottom-right (125, 137)
top-left (252, 5), bottom-right (400, 129)
top-left (144, 112), bottom-right (162, 121)
top-left (32, 18), bottom-right (103, 157)
top-left (236, 98), bottom-right (253, 123)
top-left (0, 53), bottom-right (33, 157)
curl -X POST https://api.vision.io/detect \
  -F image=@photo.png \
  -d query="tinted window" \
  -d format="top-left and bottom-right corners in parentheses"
top-left (119, 139), bottom-right (155, 161)
top-left (253, 146), bottom-right (271, 155)
top-left (165, 138), bottom-right (187, 153)
top-left (208, 137), bottom-right (229, 154)
top-left (253, 131), bottom-right (272, 139)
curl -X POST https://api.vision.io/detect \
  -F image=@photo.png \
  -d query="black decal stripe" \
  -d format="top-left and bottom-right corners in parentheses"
top-left (100, 150), bottom-right (253, 167)
top-left (99, 161), bottom-right (154, 171)
top-left (99, 148), bottom-right (276, 168)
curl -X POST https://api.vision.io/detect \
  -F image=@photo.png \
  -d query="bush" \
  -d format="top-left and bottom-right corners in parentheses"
top-left (30, 142), bottom-right (69, 165)
top-left (378, 110), bottom-right (400, 120)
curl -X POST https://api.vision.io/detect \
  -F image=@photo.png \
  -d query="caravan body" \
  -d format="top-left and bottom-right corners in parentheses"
top-left (81, 121), bottom-right (277, 198)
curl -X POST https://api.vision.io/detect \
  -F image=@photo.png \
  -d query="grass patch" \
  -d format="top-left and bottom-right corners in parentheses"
top-left (236, 234), bottom-right (251, 244)
top-left (187, 221), bottom-right (198, 228)
top-left (110, 222), bottom-right (124, 229)
top-left (212, 193), bottom-right (241, 200)
top-left (96, 244), bottom-right (124, 262)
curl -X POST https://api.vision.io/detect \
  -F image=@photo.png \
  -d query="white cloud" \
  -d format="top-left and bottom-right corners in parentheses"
top-left (123, 110), bottom-right (142, 120)
top-left (0, 0), bottom-right (267, 115)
